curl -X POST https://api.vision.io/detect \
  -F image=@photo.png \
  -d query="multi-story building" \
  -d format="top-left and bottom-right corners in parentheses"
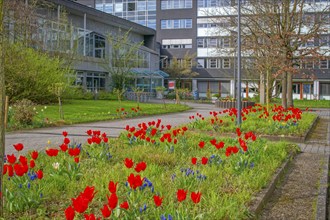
top-left (5, 0), bottom-right (167, 93)
top-left (73, 0), bottom-right (330, 99)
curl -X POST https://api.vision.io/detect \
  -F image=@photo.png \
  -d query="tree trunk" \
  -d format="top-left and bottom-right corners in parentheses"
top-left (58, 96), bottom-right (64, 120)
top-left (0, 0), bottom-right (5, 216)
top-left (282, 72), bottom-right (288, 109)
top-left (287, 72), bottom-right (293, 107)
top-left (266, 70), bottom-right (270, 112)
top-left (259, 73), bottom-right (265, 104)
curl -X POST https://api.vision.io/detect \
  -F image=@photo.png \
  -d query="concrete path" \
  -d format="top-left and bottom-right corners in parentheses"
top-left (5, 100), bottom-right (219, 155)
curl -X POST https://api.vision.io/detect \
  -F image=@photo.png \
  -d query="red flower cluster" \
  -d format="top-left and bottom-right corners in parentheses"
top-left (3, 144), bottom-right (42, 179)
top-left (65, 186), bottom-right (96, 219)
top-left (225, 146), bottom-right (239, 157)
top-left (176, 189), bottom-right (202, 204)
top-left (45, 131), bottom-right (81, 163)
top-left (191, 157), bottom-right (208, 165)
top-left (86, 130), bottom-right (109, 144)
top-left (127, 173), bottom-right (144, 189)
top-left (210, 139), bottom-right (225, 149)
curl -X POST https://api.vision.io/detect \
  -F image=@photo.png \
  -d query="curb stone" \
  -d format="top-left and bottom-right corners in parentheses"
top-left (317, 154), bottom-right (329, 220)
top-left (249, 152), bottom-right (297, 217)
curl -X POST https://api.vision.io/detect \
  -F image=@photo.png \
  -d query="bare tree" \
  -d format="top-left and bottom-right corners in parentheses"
top-left (207, 0), bottom-right (329, 108)
top-left (163, 51), bottom-right (198, 89)
top-left (103, 29), bottom-right (143, 91)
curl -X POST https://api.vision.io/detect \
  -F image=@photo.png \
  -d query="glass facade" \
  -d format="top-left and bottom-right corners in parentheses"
top-left (95, 0), bottom-right (157, 29)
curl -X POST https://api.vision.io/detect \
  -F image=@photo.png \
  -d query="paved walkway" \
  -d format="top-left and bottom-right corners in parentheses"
top-left (5, 100), bottom-right (329, 156)
top-left (5, 100), bottom-right (219, 155)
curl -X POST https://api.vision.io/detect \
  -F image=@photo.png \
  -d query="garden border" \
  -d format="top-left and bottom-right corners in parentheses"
top-left (204, 115), bottom-right (319, 143)
top-left (257, 115), bottom-right (319, 143)
top-left (316, 154), bottom-right (329, 220)
top-left (248, 151), bottom-right (297, 217)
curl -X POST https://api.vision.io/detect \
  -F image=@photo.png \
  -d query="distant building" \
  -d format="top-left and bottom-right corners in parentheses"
top-left (4, 0), bottom-right (168, 93)
top-left (75, 0), bottom-right (330, 100)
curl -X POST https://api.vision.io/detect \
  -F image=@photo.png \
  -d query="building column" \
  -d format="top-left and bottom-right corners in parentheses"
top-left (230, 80), bottom-right (235, 98)
top-left (313, 80), bottom-right (319, 100)
top-left (192, 79), bottom-right (198, 92)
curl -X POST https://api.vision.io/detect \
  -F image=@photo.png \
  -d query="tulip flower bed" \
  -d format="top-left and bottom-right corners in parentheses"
top-left (188, 104), bottom-right (316, 136)
top-left (3, 115), bottom-right (299, 219)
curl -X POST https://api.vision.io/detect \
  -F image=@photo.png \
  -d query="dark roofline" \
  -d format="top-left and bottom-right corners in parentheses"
top-left (48, 0), bottom-right (156, 36)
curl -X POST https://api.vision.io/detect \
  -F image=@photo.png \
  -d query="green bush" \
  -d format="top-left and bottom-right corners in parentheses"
top-left (63, 87), bottom-right (94, 100)
top-left (5, 43), bottom-right (72, 104)
top-left (97, 91), bottom-right (117, 100)
top-left (12, 99), bottom-right (36, 126)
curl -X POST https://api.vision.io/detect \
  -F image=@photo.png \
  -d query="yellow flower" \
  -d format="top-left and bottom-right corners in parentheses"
top-left (47, 140), bottom-right (51, 145)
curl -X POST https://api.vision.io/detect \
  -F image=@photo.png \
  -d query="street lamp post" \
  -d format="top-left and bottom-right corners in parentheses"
top-left (236, 0), bottom-right (242, 126)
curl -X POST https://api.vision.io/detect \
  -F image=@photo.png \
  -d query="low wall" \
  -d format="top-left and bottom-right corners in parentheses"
top-left (215, 100), bottom-right (255, 109)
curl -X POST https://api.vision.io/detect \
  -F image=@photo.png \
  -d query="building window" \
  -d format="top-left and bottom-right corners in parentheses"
top-left (222, 58), bottom-right (230, 69)
top-left (320, 59), bottom-right (329, 69)
top-left (115, 3), bottom-right (123, 12)
top-left (137, 1), bottom-right (146, 11)
top-left (161, 0), bottom-right (193, 10)
top-left (197, 0), bottom-right (230, 7)
top-left (161, 19), bottom-right (193, 29)
top-left (319, 35), bottom-right (330, 47)
top-left (197, 59), bottom-right (205, 68)
top-left (127, 3), bottom-right (135, 11)
top-left (197, 38), bottom-right (205, 48)
top-left (207, 58), bottom-right (219, 68)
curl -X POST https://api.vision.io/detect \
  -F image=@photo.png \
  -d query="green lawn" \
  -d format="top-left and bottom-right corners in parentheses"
top-left (272, 99), bottom-right (330, 108)
top-left (8, 100), bottom-right (191, 130)
top-left (3, 117), bottom-right (298, 219)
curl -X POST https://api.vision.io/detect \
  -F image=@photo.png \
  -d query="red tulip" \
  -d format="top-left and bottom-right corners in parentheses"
top-left (36, 170), bottom-right (43, 179)
top-left (65, 206), bottom-right (75, 220)
top-left (84, 213), bottom-right (96, 220)
top-left (6, 154), bottom-right (16, 164)
top-left (201, 157), bottom-right (208, 165)
top-left (134, 161), bottom-right (147, 173)
top-left (124, 158), bottom-right (134, 168)
top-left (13, 143), bottom-right (24, 151)
top-left (30, 151), bottom-right (39, 160)
top-left (191, 157), bottom-right (197, 165)
top-left (215, 141), bottom-right (225, 149)
top-left (14, 163), bottom-right (27, 176)
top-left (62, 131), bottom-right (68, 137)
top-left (108, 181), bottom-right (118, 194)
top-left (120, 201), bottom-right (129, 210)
top-left (2, 164), bottom-right (8, 175)
top-left (103, 137), bottom-right (109, 143)
top-left (74, 157), bottom-right (79, 163)
top-left (86, 130), bottom-right (92, 136)
top-left (64, 137), bottom-right (70, 145)
top-left (107, 193), bottom-right (118, 210)
top-left (46, 148), bottom-right (59, 157)
top-left (198, 141), bottom-right (205, 148)
top-left (177, 189), bottom-right (187, 202)
top-left (60, 144), bottom-right (68, 152)
top-left (236, 128), bottom-right (242, 137)
top-left (127, 173), bottom-right (144, 189)
top-left (81, 186), bottom-right (96, 203)
top-left (72, 196), bottom-right (89, 213)
top-left (153, 195), bottom-right (163, 207)
top-left (30, 159), bottom-right (35, 168)
top-left (68, 148), bottom-right (80, 157)
top-left (191, 191), bottom-right (202, 204)
top-left (7, 165), bottom-right (14, 177)
top-left (100, 204), bottom-right (111, 218)
top-left (19, 155), bottom-right (28, 165)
